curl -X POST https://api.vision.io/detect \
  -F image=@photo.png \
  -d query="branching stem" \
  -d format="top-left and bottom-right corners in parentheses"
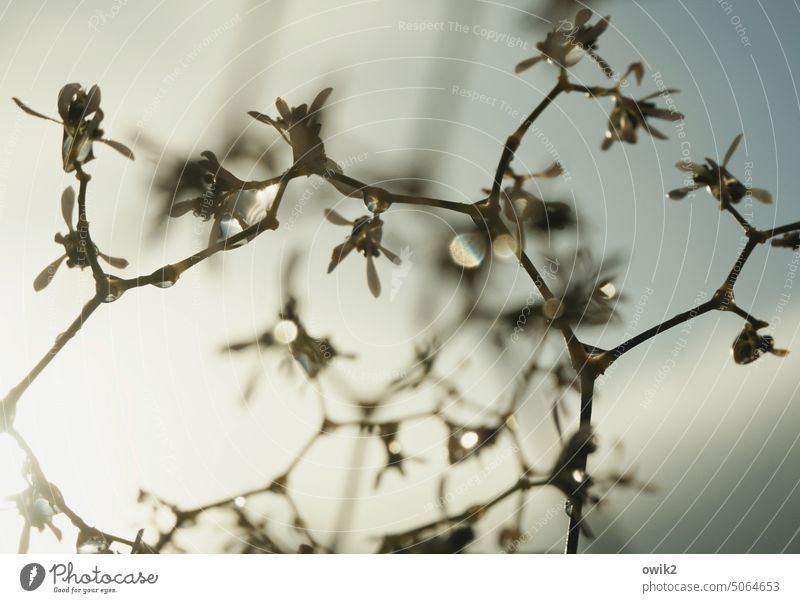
top-left (7, 72), bottom-right (800, 556)
top-left (488, 81), bottom-right (565, 211)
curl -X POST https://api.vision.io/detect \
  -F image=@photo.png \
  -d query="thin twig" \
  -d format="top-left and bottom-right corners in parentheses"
top-left (74, 169), bottom-right (105, 283)
top-left (565, 371), bottom-right (594, 554)
top-left (765, 221), bottom-right (800, 238)
top-left (0, 295), bottom-right (103, 427)
top-left (9, 428), bottom-right (137, 549)
top-left (8, 69), bottom-right (800, 555)
top-left (604, 300), bottom-right (716, 361)
top-left (488, 81), bottom-right (565, 211)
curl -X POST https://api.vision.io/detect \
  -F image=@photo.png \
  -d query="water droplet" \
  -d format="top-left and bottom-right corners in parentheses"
top-left (273, 320), bottom-right (298, 344)
top-left (460, 431), bottom-right (479, 450)
top-left (77, 538), bottom-right (108, 554)
top-left (388, 441), bottom-right (402, 455)
top-left (597, 282), bottom-right (616, 299)
top-left (565, 46), bottom-right (587, 66)
top-left (364, 190), bottom-right (391, 214)
top-left (543, 298), bottom-right (564, 319)
top-left (572, 469), bottom-right (586, 483)
top-left (492, 234), bottom-right (519, 260)
top-left (449, 233), bottom-right (486, 268)
top-left (101, 277), bottom-right (126, 303)
top-left (217, 217), bottom-right (244, 244)
top-left (293, 351), bottom-right (315, 377)
top-left (152, 266), bottom-right (179, 289)
top-left (32, 498), bottom-right (55, 520)
top-left (234, 496), bottom-right (247, 509)
top-left (256, 184), bottom-right (279, 206)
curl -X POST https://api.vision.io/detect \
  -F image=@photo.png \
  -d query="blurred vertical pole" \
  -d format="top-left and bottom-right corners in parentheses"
top-left (221, 0), bottom-right (287, 120)
top-left (330, 422), bottom-right (370, 552)
top-left (329, 2), bottom-right (485, 551)
top-left (400, 0), bottom-right (483, 196)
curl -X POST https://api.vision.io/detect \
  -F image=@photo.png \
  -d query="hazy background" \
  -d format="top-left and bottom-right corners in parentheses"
top-left (1, 0), bottom-right (799, 553)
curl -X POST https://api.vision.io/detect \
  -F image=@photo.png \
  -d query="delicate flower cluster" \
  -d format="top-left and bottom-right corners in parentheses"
top-left (225, 294), bottom-right (352, 391)
top-left (542, 250), bottom-right (620, 328)
top-left (669, 134), bottom-right (773, 207)
top-left (33, 187), bottom-right (128, 291)
top-left (248, 88), bottom-right (334, 176)
top-left (601, 63), bottom-right (684, 150)
top-left (515, 9), bottom-right (611, 76)
top-left (169, 151), bottom-right (279, 246)
top-left (325, 209), bottom-right (402, 297)
top-left (13, 485), bottom-right (62, 554)
top-left (369, 421), bottom-right (422, 486)
top-left (10, 2), bottom-right (798, 555)
top-left (446, 421), bottom-right (504, 465)
top-left (13, 83), bottom-right (133, 172)
top-left (500, 161), bottom-right (575, 242)
top-left (731, 322), bottom-right (788, 365)
top-left (772, 232), bottom-right (800, 251)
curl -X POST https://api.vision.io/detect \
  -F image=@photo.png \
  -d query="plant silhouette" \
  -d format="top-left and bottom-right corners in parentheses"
top-left (3, 9), bottom-right (799, 554)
